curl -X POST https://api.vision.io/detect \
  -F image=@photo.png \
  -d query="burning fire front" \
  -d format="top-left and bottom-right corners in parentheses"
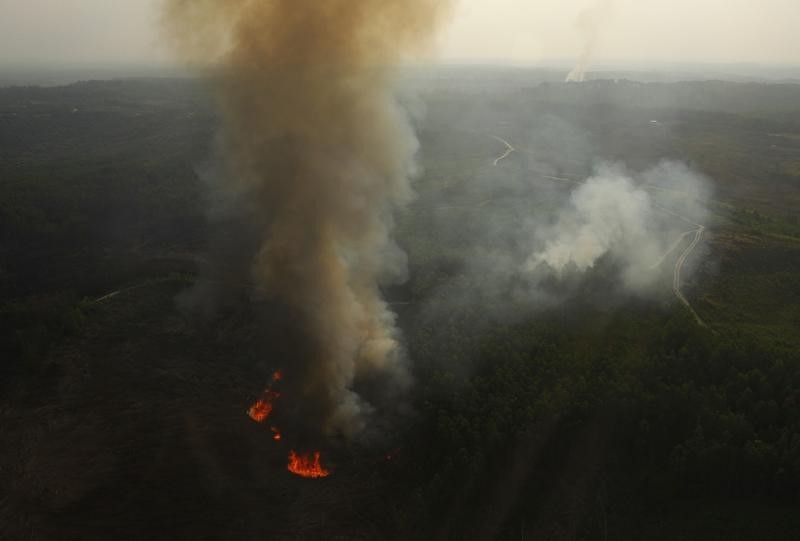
top-left (287, 450), bottom-right (331, 479)
top-left (247, 370), bottom-right (330, 479)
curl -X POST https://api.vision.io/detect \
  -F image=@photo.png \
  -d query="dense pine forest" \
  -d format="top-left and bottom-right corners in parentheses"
top-left (2, 75), bottom-right (799, 539)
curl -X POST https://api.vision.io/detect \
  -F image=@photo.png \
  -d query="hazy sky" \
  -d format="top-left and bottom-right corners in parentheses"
top-left (1, 0), bottom-right (799, 67)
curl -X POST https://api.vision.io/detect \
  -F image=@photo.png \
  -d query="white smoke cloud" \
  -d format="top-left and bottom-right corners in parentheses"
top-left (415, 157), bottom-right (711, 322)
top-left (527, 165), bottom-right (665, 292)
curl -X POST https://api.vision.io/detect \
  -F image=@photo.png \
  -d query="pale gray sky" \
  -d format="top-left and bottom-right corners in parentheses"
top-left (1, 0), bottom-right (799, 67)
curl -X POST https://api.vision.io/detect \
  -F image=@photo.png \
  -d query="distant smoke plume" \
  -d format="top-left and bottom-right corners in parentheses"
top-left (566, 0), bottom-right (614, 82)
top-left (163, 1), bottom-right (450, 439)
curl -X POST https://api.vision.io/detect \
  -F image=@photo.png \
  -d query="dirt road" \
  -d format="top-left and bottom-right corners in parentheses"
top-left (673, 226), bottom-right (707, 326)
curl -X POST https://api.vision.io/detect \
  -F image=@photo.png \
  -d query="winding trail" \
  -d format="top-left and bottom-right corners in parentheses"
top-left (491, 135), bottom-right (516, 166)
top-left (429, 135), bottom-right (514, 212)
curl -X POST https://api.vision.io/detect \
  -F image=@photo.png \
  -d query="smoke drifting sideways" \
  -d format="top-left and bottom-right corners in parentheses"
top-left (566, 0), bottom-right (615, 82)
top-left (526, 163), bottom-right (707, 293)
top-left (162, 0), bottom-right (451, 441)
top-left (418, 154), bottom-right (712, 327)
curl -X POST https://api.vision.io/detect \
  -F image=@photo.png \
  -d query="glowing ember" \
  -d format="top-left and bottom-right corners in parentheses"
top-left (247, 387), bottom-right (281, 424)
top-left (271, 427), bottom-right (282, 441)
top-left (248, 399), bottom-right (273, 422)
top-left (288, 450), bottom-right (330, 479)
top-left (247, 371), bottom-right (283, 423)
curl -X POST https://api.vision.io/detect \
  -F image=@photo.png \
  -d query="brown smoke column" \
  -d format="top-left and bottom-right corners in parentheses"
top-left (162, 1), bottom-right (450, 438)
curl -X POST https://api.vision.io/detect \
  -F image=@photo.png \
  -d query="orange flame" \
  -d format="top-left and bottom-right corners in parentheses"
top-left (248, 399), bottom-right (273, 422)
top-left (288, 450), bottom-right (330, 479)
top-left (247, 370), bottom-right (283, 423)
top-left (247, 388), bottom-right (281, 423)
top-left (245, 370), bottom-right (331, 479)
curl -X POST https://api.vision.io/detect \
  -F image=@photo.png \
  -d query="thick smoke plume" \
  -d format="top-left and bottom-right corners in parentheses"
top-left (566, 0), bottom-right (614, 82)
top-left (163, 0), bottom-right (450, 439)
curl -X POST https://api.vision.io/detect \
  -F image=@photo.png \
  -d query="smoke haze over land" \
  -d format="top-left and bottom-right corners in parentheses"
top-left (413, 120), bottom-right (712, 327)
top-left (3, 0), bottom-right (800, 69)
